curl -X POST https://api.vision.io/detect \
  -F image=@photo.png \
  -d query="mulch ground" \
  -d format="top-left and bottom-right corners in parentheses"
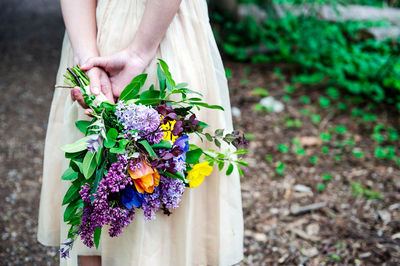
top-left (0, 1), bottom-right (399, 265)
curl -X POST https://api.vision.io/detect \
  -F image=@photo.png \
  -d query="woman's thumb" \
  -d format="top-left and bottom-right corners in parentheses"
top-left (80, 57), bottom-right (108, 71)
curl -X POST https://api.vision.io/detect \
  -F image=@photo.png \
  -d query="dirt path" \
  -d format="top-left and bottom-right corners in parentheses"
top-left (0, 1), bottom-right (63, 264)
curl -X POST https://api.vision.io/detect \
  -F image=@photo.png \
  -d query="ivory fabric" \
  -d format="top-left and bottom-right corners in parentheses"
top-left (37, 0), bottom-right (243, 265)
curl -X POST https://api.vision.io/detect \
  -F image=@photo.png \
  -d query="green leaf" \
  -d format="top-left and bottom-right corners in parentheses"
top-left (203, 150), bottom-right (218, 158)
top-left (151, 140), bottom-right (172, 149)
top-left (237, 165), bottom-right (244, 177)
top-left (226, 163), bottom-right (234, 175)
top-left (62, 167), bottom-right (79, 181)
top-left (214, 139), bottom-right (221, 148)
top-left (110, 139), bottom-right (128, 154)
top-left (157, 64), bottom-right (166, 96)
top-left (119, 74), bottom-right (148, 101)
top-left (82, 151), bottom-right (97, 179)
top-left (193, 102), bottom-right (224, 111)
top-left (205, 133), bottom-right (213, 142)
top-left (62, 180), bottom-right (81, 205)
top-left (218, 161), bottom-right (225, 171)
top-left (316, 183), bottom-right (326, 191)
top-left (186, 148), bottom-right (203, 164)
top-left (136, 98), bottom-right (162, 105)
top-left (94, 227), bottom-right (102, 249)
top-left (252, 87), bottom-right (269, 97)
top-left (65, 150), bottom-right (85, 159)
top-left (91, 161), bottom-right (106, 202)
top-left (60, 137), bottom-right (89, 153)
top-left (223, 134), bottom-right (236, 143)
top-left (75, 120), bottom-right (91, 134)
top-left (139, 140), bottom-right (157, 158)
top-left (175, 83), bottom-right (188, 89)
top-left (95, 147), bottom-right (103, 164)
top-left (64, 199), bottom-right (83, 222)
top-left (278, 144), bottom-right (289, 153)
top-left (215, 129), bottom-right (224, 137)
top-left (160, 171), bottom-right (185, 182)
top-left (197, 121), bottom-right (210, 130)
top-left (234, 149), bottom-right (248, 155)
top-left (139, 88), bottom-right (160, 100)
top-left (322, 174), bottom-right (333, 181)
top-left (104, 128), bottom-right (118, 148)
top-left (236, 160), bottom-right (248, 166)
top-left (70, 159), bottom-right (84, 173)
top-left (158, 59), bottom-right (176, 91)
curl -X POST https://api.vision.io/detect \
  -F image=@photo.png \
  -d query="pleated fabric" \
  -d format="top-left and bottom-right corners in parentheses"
top-left (37, 1), bottom-right (243, 265)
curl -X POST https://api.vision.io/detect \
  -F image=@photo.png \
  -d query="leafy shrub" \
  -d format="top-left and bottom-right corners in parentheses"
top-left (212, 2), bottom-right (400, 109)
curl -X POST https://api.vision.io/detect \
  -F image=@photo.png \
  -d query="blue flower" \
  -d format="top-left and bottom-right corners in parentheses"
top-left (174, 135), bottom-right (189, 155)
top-left (121, 185), bottom-right (144, 209)
top-left (173, 135), bottom-right (189, 174)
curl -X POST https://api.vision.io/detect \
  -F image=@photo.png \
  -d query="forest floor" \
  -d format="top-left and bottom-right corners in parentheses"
top-left (0, 0), bottom-right (399, 265)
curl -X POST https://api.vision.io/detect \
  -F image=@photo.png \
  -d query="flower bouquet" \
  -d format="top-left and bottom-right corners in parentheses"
top-left (59, 59), bottom-right (248, 258)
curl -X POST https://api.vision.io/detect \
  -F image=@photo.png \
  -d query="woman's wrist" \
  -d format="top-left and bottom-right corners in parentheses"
top-left (73, 49), bottom-right (99, 66)
top-left (126, 40), bottom-right (157, 68)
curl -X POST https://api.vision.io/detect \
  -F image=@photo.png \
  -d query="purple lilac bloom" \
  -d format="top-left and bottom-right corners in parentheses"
top-left (159, 176), bottom-right (185, 209)
top-left (78, 154), bottom-right (135, 247)
top-left (115, 101), bottom-right (163, 144)
top-left (173, 157), bottom-right (186, 174)
top-left (141, 187), bottom-right (161, 221)
top-left (78, 204), bottom-right (95, 248)
top-left (87, 134), bottom-right (103, 152)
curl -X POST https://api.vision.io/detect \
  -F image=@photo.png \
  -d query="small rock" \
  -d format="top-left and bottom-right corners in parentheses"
top-left (306, 223), bottom-right (320, 236)
top-left (259, 97), bottom-right (284, 113)
top-left (389, 203), bottom-right (400, 211)
top-left (270, 208), bottom-right (279, 214)
top-left (378, 210), bottom-right (391, 225)
top-left (301, 247), bottom-right (319, 257)
top-left (253, 232), bottom-right (268, 242)
top-left (294, 184), bottom-right (312, 193)
top-left (297, 136), bottom-right (322, 147)
top-left (392, 232), bottom-right (400, 239)
top-left (359, 252), bottom-right (371, 258)
top-left (290, 202), bottom-right (326, 215)
top-left (231, 106), bottom-right (241, 118)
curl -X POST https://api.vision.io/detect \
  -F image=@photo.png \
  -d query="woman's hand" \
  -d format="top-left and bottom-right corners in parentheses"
top-left (71, 66), bottom-right (114, 111)
top-left (81, 49), bottom-right (149, 98)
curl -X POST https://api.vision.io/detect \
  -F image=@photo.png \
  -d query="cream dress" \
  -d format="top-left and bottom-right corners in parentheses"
top-left (38, 0), bottom-right (243, 265)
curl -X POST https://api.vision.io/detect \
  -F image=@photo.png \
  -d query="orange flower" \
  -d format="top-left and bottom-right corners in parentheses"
top-left (128, 160), bottom-right (160, 194)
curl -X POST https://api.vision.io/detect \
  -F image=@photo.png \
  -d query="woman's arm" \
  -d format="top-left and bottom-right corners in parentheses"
top-left (60, 0), bottom-right (98, 65)
top-left (60, 0), bottom-right (114, 104)
top-left (80, 0), bottom-right (182, 97)
top-left (128, 0), bottom-right (183, 64)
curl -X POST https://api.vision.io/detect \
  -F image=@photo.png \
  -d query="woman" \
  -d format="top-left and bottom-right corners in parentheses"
top-left (38, 0), bottom-right (243, 265)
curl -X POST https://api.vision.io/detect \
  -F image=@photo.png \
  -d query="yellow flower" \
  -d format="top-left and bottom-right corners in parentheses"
top-left (128, 159), bottom-right (160, 194)
top-left (187, 161), bottom-right (213, 188)
top-left (160, 117), bottom-right (178, 142)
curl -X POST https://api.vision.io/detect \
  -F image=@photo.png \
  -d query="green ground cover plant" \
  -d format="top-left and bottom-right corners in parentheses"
top-left (212, 0), bottom-right (400, 109)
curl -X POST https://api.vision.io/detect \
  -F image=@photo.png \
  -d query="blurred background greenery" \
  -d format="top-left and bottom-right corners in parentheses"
top-left (210, 0), bottom-right (400, 108)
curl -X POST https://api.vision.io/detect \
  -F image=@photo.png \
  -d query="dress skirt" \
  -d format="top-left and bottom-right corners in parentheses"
top-left (37, 0), bottom-right (243, 265)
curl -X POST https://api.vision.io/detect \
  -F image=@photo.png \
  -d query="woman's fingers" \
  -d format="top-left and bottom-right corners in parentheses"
top-left (86, 69), bottom-right (101, 95)
top-left (80, 56), bottom-right (109, 71)
top-left (84, 109), bottom-right (94, 116)
top-left (100, 72), bottom-right (115, 103)
top-left (71, 87), bottom-right (88, 108)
